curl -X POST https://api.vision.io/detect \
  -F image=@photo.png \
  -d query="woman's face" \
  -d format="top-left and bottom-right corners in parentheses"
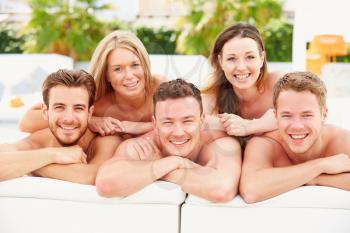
top-left (106, 47), bottom-right (146, 98)
top-left (219, 37), bottom-right (264, 90)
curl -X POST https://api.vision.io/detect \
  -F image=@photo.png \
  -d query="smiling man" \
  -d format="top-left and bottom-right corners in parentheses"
top-left (96, 79), bottom-right (242, 202)
top-left (0, 70), bottom-right (121, 184)
top-left (240, 72), bottom-right (350, 203)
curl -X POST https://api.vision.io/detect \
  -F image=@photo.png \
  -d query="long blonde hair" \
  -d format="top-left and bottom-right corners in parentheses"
top-left (89, 30), bottom-right (152, 101)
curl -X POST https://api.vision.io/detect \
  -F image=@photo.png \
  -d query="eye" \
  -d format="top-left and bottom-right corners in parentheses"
top-left (227, 57), bottom-right (236, 61)
top-left (162, 121), bottom-right (172, 126)
top-left (303, 114), bottom-right (313, 118)
top-left (114, 67), bottom-right (122, 72)
top-left (281, 114), bottom-right (291, 118)
top-left (184, 120), bottom-right (194, 124)
top-left (247, 55), bottom-right (255, 60)
top-left (54, 106), bottom-right (64, 110)
top-left (132, 63), bottom-right (140, 67)
top-left (75, 107), bottom-right (85, 111)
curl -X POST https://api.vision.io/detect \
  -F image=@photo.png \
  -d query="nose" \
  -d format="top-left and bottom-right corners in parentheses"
top-left (236, 59), bottom-right (247, 70)
top-left (62, 108), bottom-right (75, 123)
top-left (124, 67), bottom-right (134, 79)
top-left (172, 123), bottom-right (185, 137)
top-left (290, 117), bottom-right (304, 130)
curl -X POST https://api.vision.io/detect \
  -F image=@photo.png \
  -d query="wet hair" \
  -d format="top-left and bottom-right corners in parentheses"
top-left (42, 69), bottom-right (96, 107)
top-left (273, 71), bottom-right (327, 109)
top-left (203, 23), bottom-right (268, 115)
top-left (153, 79), bottom-right (203, 115)
top-left (89, 30), bottom-right (152, 101)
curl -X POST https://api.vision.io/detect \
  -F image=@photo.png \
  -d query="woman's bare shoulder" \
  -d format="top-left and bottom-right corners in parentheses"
top-left (267, 71), bottom-right (286, 88)
top-left (201, 92), bottom-right (217, 115)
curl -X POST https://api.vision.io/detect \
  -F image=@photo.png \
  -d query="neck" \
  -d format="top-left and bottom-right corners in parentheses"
top-left (112, 91), bottom-right (146, 109)
top-left (233, 85), bottom-right (262, 103)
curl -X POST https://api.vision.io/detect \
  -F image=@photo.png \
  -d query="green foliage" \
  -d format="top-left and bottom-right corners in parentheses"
top-left (177, 0), bottom-right (292, 61)
top-left (135, 27), bottom-right (179, 54)
top-left (0, 23), bottom-right (25, 53)
top-left (24, 0), bottom-right (111, 60)
top-left (262, 18), bottom-right (293, 61)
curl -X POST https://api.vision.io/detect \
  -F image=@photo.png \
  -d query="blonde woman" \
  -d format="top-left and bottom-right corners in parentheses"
top-left (19, 30), bottom-right (164, 137)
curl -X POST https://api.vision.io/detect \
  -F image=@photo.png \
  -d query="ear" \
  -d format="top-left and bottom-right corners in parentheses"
top-left (200, 113), bottom-right (205, 130)
top-left (321, 106), bottom-right (328, 122)
top-left (260, 51), bottom-right (265, 68)
top-left (88, 105), bottom-right (94, 121)
top-left (42, 103), bottom-right (49, 121)
top-left (152, 116), bottom-right (157, 130)
top-left (218, 54), bottom-right (223, 68)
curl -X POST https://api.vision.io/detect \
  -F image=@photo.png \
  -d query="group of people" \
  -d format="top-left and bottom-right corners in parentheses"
top-left (1, 23), bottom-right (349, 203)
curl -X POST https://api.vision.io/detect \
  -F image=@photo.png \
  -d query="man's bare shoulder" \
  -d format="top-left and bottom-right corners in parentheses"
top-left (25, 128), bottom-right (54, 149)
top-left (323, 124), bottom-right (350, 155)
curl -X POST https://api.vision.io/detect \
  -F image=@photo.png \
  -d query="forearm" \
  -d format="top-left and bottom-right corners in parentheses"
top-left (96, 156), bottom-right (179, 197)
top-left (18, 109), bottom-right (47, 133)
top-left (122, 121), bottom-right (153, 135)
top-left (0, 150), bottom-right (55, 181)
top-left (249, 109), bottom-right (277, 135)
top-left (33, 164), bottom-right (97, 185)
top-left (311, 173), bottom-right (350, 191)
top-left (240, 159), bottom-right (324, 203)
top-left (204, 115), bottom-right (225, 131)
top-left (163, 167), bottom-right (239, 202)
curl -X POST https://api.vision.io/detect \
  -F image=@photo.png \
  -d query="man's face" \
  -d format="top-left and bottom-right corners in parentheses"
top-left (43, 85), bottom-right (93, 146)
top-left (153, 97), bottom-right (204, 158)
top-left (275, 90), bottom-right (326, 155)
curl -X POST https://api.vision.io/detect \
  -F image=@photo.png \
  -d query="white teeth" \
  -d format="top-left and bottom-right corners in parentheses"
top-left (290, 134), bottom-right (307, 139)
top-left (61, 126), bottom-right (75, 130)
top-left (235, 74), bottom-right (250, 80)
top-left (124, 81), bottom-right (138, 87)
top-left (170, 140), bottom-right (188, 145)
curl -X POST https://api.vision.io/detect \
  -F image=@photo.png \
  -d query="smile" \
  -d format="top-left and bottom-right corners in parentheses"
top-left (123, 81), bottom-right (139, 88)
top-left (289, 134), bottom-right (308, 140)
top-left (234, 73), bottom-right (250, 81)
top-left (170, 139), bottom-right (190, 146)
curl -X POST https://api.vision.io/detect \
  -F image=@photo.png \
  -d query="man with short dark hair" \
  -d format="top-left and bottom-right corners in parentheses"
top-left (0, 69), bottom-right (121, 184)
top-left (240, 72), bottom-right (350, 203)
top-left (96, 79), bottom-right (242, 203)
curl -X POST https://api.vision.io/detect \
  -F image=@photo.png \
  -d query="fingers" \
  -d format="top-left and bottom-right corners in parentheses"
top-left (110, 118), bottom-right (125, 132)
top-left (81, 152), bottom-right (88, 164)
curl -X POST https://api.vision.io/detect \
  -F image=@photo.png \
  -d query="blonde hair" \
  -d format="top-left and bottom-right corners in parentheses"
top-left (273, 72), bottom-right (327, 109)
top-left (89, 30), bottom-right (152, 101)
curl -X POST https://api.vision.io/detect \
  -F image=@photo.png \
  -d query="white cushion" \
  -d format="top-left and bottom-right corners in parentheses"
top-left (186, 186), bottom-right (350, 209)
top-left (0, 176), bottom-right (186, 204)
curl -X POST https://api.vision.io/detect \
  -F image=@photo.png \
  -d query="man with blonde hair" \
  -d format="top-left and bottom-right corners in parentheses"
top-left (0, 69), bottom-right (121, 184)
top-left (240, 72), bottom-right (350, 203)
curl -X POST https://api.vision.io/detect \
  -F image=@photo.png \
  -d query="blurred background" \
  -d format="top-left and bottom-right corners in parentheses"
top-left (1, 0), bottom-right (350, 141)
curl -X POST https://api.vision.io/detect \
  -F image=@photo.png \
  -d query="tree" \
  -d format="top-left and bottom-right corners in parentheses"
top-left (24, 0), bottom-right (110, 61)
top-left (176, 0), bottom-right (292, 61)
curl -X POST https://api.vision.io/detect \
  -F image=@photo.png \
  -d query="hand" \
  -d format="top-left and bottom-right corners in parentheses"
top-left (218, 113), bottom-right (251, 136)
top-left (88, 116), bottom-right (125, 136)
top-left (131, 137), bottom-right (162, 161)
top-left (46, 146), bottom-right (87, 164)
top-left (321, 154), bottom-right (350, 174)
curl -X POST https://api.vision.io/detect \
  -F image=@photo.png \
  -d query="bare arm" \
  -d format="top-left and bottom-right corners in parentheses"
top-left (308, 173), bottom-right (350, 191)
top-left (219, 109), bottom-right (277, 136)
top-left (95, 137), bottom-right (183, 197)
top-left (240, 137), bottom-right (350, 203)
top-left (0, 139), bottom-right (86, 181)
top-left (163, 137), bottom-right (242, 203)
top-left (33, 135), bottom-right (121, 185)
top-left (18, 103), bottom-right (48, 133)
